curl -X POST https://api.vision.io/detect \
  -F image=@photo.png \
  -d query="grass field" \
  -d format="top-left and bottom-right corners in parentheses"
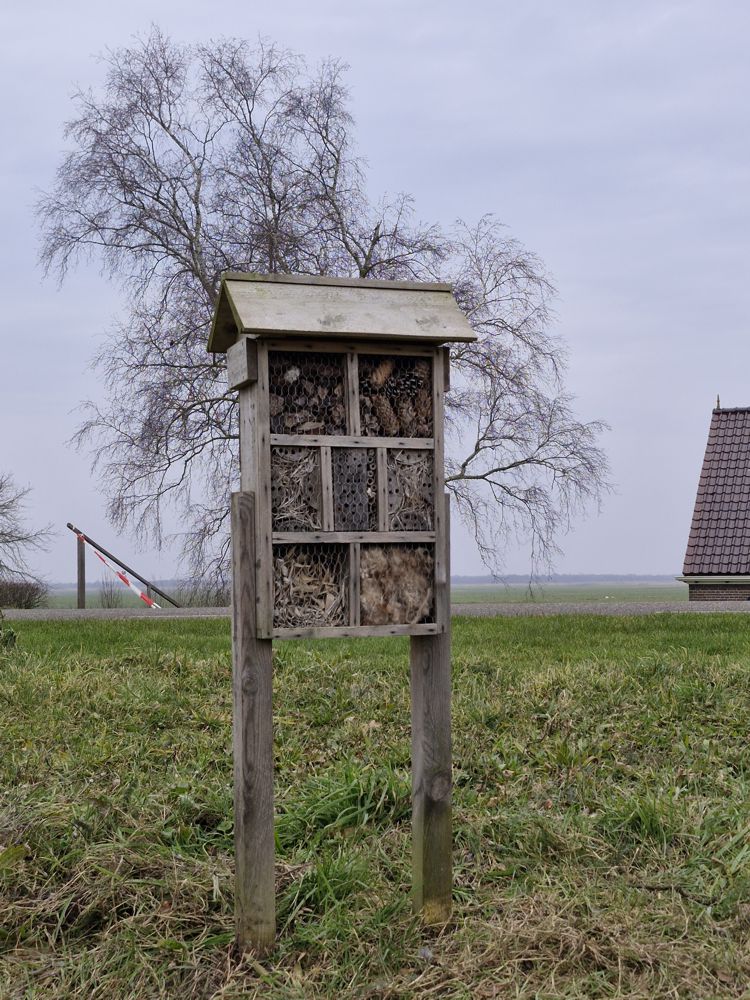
top-left (452, 581), bottom-right (688, 603)
top-left (47, 578), bottom-right (689, 609)
top-left (3, 614), bottom-right (750, 997)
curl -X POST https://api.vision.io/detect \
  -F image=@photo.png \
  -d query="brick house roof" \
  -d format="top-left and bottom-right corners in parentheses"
top-left (683, 407), bottom-right (750, 575)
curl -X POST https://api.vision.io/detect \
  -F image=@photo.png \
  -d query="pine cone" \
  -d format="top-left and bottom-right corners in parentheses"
top-left (372, 394), bottom-right (400, 435)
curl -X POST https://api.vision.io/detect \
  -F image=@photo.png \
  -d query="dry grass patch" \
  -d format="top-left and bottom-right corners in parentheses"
top-left (3, 614), bottom-right (750, 997)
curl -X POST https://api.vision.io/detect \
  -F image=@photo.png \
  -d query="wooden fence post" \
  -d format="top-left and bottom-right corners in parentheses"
top-left (231, 491), bottom-right (275, 954)
top-left (410, 493), bottom-right (452, 923)
top-left (77, 535), bottom-right (86, 609)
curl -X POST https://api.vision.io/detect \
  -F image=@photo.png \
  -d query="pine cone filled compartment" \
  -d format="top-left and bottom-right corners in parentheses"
top-left (387, 449), bottom-right (434, 530)
top-left (269, 350), bottom-right (347, 435)
top-left (359, 355), bottom-right (433, 437)
top-left (273, 543), bottom-right (349, 629)
top-left (271, 447), bottom-right (323, 530)
top-left (332, 448), bottom-right (377, 531)
top-left (360, 544), bottom-right (435, 625)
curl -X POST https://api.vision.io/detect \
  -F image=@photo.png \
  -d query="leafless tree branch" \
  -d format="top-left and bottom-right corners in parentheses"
top-left (38, 28), bottom-right (609, 584)
top-left (0, 473), bottom-right (51, 581)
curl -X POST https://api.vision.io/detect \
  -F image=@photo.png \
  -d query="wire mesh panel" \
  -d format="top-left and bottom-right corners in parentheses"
top-left (269, 351), bottom-right (347, 435)
top-left (360, 544), bottom-right (435, 625)
top-left (387, 450), bottom-right (434, 530)
top-left (332, 448), bottom-right (377, 531)
top-left (271, 447), bottom-right (323, 530)
top-left (273, 544), bottom-right (349, 628)
top-left (359, 355), bottom-right (433, 437)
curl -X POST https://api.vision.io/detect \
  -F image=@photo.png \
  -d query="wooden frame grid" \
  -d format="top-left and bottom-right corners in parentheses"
top-left (239, 341), bottom-right (445, 639)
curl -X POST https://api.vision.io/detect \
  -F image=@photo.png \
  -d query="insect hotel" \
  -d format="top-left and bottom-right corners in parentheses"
top-left (208, 273), bottom-right (476, 952)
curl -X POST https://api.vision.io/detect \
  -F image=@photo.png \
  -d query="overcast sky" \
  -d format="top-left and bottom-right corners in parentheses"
top-left (2, 0), bottom-right (749, 582)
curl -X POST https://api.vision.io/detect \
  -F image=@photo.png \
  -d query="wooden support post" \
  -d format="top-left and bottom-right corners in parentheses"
top-left (410, 492), bottom-right (451, 923)
top-left (231, 491), bottom-right (275, 954)
top-left (77, 535), bottom-right (86, 609)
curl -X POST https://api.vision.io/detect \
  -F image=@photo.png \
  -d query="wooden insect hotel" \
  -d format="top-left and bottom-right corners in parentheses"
top-left (208, 273), bottom-right (476, 953)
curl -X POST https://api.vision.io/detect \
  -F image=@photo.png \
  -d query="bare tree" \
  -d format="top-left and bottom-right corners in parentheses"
top-left (38, 29), bottom-right (608, 585)
top-left (98, 573), bottom-right (124, 609)
top-left (0, 473), bottom-right (49, 580)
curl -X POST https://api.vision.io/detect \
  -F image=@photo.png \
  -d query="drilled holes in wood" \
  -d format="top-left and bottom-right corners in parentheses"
top-left (332, 448), bottom-right (377, 531)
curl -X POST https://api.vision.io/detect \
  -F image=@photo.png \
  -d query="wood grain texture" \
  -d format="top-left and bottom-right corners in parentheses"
top-left (376, 449), bottom-right (389, 532)
top-left (273, 621), bottom-right (439, 640)
top-left (209, 279), bottom-right (477, 353)
top-left (320, 446), bottom-right (334, 531)
top-left (227, 338), bottom-right (259, 390)
top-left (238, 345), bottom-right (273, 638)
top-left (432, 350), bottom-right (447, 629)
top-left (270, 434), bottom-right (434, 449)
top-left (346, 352), bottom-right (361, 435)
top-left (349, 541), bottom-right (360, 627)
top-left (265, 338), bottom-right (436, 357)
top-left (441, 346), bottom-right (451, 393)
top-left (410, 492), bottom-right (452, 924)
top-left (272, 530), bottom-right (435, 544)
top-left (231, 492), bottom-right (275, 954)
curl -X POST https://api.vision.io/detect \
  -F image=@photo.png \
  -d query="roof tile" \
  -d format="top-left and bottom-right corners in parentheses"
top-left (683, 408), bottom-right (750, 574)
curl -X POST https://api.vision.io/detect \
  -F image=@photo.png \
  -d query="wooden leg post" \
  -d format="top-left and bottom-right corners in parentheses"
top-left (410, 494), bottom-right (452, 923)
top-left (77, 535), bottom-right (86, 610)
top-left (231, 492), bottom-right (275, 954)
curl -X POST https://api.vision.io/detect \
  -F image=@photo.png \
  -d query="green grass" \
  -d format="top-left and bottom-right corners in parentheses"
top-left (45, 580), bottom-right (689, 608)
top-left (3, 614), bottom-right (750, 997)
top-left (452, 581), bottom-right (688, 603)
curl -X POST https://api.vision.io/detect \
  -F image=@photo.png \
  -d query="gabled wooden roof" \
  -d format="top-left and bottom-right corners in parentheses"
top-left (207, 272), bottom-right (477, 353)
top-left (683, 407), bottom-right (750, 575)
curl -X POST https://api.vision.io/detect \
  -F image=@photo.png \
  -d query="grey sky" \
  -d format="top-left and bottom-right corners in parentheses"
top-left (2, 0), bottom-right (748, 581)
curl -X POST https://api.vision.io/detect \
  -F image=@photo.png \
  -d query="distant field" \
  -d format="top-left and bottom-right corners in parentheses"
top-left (452, 580), bottom-right (688, 603)
top-left (44, 579), bottom-right (689, 610)
top-left (47, 587), bottom-right (145, 609)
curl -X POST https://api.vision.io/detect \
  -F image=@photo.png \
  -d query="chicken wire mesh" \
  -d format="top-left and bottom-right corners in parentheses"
top-left (360, 544), bottom-right (434, 625)
top-left (332, 448), bottom-right (377, 531)
top-left (269, 350), bottom-right (347, 435)
top-left (271, 447), bottom-right (322, 530)
top-left (273, 543), bottom-right (349, 628)
top-left (387, 450), bottom-right (434, 530)
top-left (359, 355), bottom-right (433, 437)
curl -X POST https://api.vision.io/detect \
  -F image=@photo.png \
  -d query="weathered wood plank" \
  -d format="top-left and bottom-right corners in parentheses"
top-left (210, 280), bottom-right (476, 354)
top-left (227, 338), bottom-right (259, 390)
top-left (349, 542), bottom-right (361, 627)
top-left (265, 338), bottom-right (436, 357)
top-left (272, 530), bottom-right (435, 543)
top-left (273, 621), bottom-right (439, 640)
top-left (226, 271), bottom-right (454, 292)
top-left (410, 491), bottom-right (452, 924)
top-left (231, 491), bottom-right (275, 954)
top-left (270, 434), bottom-right (434, 449)
top-left (254, 343), bottom-right (274, 638)
top-left (346, 352), bottom-right (361, 435)
top-left (377, 448), bottom-right (389, 532)
top-left (320, 446), bottom-right (334, 531)
top-left (432, 349), bottom-right (447, 628)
